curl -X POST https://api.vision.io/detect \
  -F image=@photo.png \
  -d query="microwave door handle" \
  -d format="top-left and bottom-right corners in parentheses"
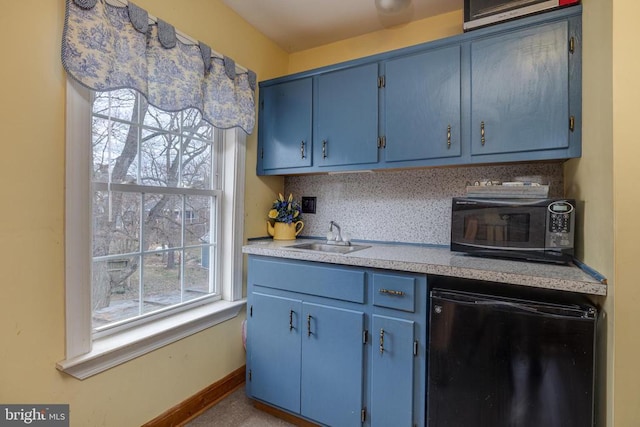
top-left (464, 217), bottom-right (479, 240)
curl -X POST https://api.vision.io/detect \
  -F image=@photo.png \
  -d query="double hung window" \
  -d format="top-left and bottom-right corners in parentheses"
top-left (91, 88), bottom-right (221, 333)
top-left (59, 0), bottom-right (252, 379)
top-left (59, 82), bottom-right (246, 379)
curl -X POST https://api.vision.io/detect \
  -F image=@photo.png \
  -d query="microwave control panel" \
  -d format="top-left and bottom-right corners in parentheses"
top-left (549, 212), bottom-right (571, 233)
top-left (546, 201), bottom-right (575, 248)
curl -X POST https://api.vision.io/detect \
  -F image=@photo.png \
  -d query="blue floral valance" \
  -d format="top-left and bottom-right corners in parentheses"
top-left (62, 0), bottom-right (256, 134)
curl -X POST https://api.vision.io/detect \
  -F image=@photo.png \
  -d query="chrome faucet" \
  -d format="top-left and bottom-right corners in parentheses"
top-left (327, 221), bottom-right (350, 246)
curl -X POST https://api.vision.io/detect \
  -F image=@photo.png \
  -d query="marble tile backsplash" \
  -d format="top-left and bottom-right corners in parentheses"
top-left (285, 162), bottom-right (564, 245)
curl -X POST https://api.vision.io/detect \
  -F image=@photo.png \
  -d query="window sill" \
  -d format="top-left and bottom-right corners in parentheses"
top-left (56, 299), bottom-right (246, 380)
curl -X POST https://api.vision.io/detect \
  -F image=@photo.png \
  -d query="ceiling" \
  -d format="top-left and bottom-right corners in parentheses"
top-left (221, 0), bottom-right (463, 53)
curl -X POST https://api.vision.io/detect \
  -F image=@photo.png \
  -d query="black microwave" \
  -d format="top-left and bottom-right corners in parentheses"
top-left (450, 197), bottom-right (575, 264)
top-left (463, 0), bottom-right (580, 31)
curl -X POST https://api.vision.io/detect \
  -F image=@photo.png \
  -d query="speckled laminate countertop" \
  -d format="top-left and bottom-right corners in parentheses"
top-left (242, 239), bottom-right (607, 296)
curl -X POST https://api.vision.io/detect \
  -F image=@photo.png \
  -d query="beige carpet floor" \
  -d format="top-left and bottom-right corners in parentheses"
top-left (185, 385), bottom-right (294, 426)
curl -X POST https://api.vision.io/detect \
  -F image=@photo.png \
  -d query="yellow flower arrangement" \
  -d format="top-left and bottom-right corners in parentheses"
top-left (268, 193), bottom-right (302, 224)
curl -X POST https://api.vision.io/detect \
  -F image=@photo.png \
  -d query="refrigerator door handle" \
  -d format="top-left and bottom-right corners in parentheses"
top-left (431, 292), bottom-right (595, 320)
top-left (473, 299), bottom-right (540, 314)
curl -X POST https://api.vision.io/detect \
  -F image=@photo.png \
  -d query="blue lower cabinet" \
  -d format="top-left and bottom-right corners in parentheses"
top-left (246, 256), bottom-right (426, 426)
top-left (370, 315), bottom-right (415, 427)
top-left (301, 303), bottom-right (365, 426)
top-left (248, 292), bottom-right (302, 413)
top-left (370, 272), bottom-right (426, 427)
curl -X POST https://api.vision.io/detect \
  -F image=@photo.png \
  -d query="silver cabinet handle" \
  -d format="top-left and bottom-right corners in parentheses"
top-left (379, 329), bottom-right (385, 354)
top-left (307, 314), bottom-right (312, 337)
top-left (447, 125), bottom-right (451, 149)
top-left (300, 141), bottom-right (306, 159)
top-left (322, 140), bottom-right (327, 159)
top-left (481, 121), bottom-right (486, 146)
top-left (569, 36), bottom-right (575, 54)
top-left (379, 288), bottom-right (405, 297)
top-left (289, 309), bottom-right (294, 331)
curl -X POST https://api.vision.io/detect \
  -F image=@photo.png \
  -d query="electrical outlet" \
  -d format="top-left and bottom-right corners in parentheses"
top-left (301, 196), bottom-right (316, 214)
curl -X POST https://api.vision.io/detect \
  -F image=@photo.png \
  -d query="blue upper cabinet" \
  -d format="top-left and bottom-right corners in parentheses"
top-left (469, 18), bottom-right (580, 161)
top-left (383, 45), bottom-right (462, 163)
top-left (258, 78), bottom-right (312, 173)
top-left (315, 63), bottom-right (379, 167)
top-left (256, 6), bottom-right (582, 175)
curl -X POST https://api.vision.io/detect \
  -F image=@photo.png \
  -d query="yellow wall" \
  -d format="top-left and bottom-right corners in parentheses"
top-left (563, 0), bottom-right (614, 425)
top-left (1, 0), bottom-right (634, 426)
top-left (612, 0), bottom-right (640, 425)
top-left (0, 0), bottom-right (286, 425)
top-left (288, 10), bottom-right (463, 74)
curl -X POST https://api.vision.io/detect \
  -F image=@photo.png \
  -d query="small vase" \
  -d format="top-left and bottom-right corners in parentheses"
top-left (267, 221), bottom-right (304, 240)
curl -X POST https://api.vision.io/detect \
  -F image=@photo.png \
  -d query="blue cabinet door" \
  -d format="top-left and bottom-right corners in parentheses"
top-left (248, 292), bottom-right (302, 414)
top-left (301, 302), bottom-right (365, 426)
top-left (260, 78), bottom-right (313, 170)
top-left (470, 21), bottom-right (570, 156)
top-left (315, 63), bottom-right (379, 167)
top-left (384, 45), bottom-right (462, 162)
top-left (371, 315), bottom-right (415, 427)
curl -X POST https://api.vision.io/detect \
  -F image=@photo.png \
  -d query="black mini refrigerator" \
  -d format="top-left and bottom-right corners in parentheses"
top-left (427, 289), bottom-right (597, 427)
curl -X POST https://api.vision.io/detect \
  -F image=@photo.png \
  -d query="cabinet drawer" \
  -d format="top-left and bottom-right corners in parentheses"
top-left (372, 273), bottom-right (416, 312)
top-left (249, 257), bottom-right (366, 303)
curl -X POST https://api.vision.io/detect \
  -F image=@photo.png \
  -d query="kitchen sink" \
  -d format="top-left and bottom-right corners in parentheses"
top-left (287, 242), bottom-right (371, 254)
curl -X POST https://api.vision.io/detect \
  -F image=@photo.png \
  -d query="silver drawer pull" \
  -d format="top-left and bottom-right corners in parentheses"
top-left (379, 288), bottom-right (405, 297)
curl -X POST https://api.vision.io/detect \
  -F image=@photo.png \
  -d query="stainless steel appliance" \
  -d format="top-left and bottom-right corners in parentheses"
top-left (427, 289), bottom-right (597, 427)
top-left (464, 0), bottom-right (580, 31)
top-left (450, 197), bottom-right (575, 264)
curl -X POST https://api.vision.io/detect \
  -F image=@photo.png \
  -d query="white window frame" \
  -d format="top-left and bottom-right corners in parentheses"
top-left (57, 79), bottom-right (246, 380)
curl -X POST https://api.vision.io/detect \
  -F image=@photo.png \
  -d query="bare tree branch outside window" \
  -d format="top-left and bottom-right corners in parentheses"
top-left (90, 89), bottom-right (218, 330)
